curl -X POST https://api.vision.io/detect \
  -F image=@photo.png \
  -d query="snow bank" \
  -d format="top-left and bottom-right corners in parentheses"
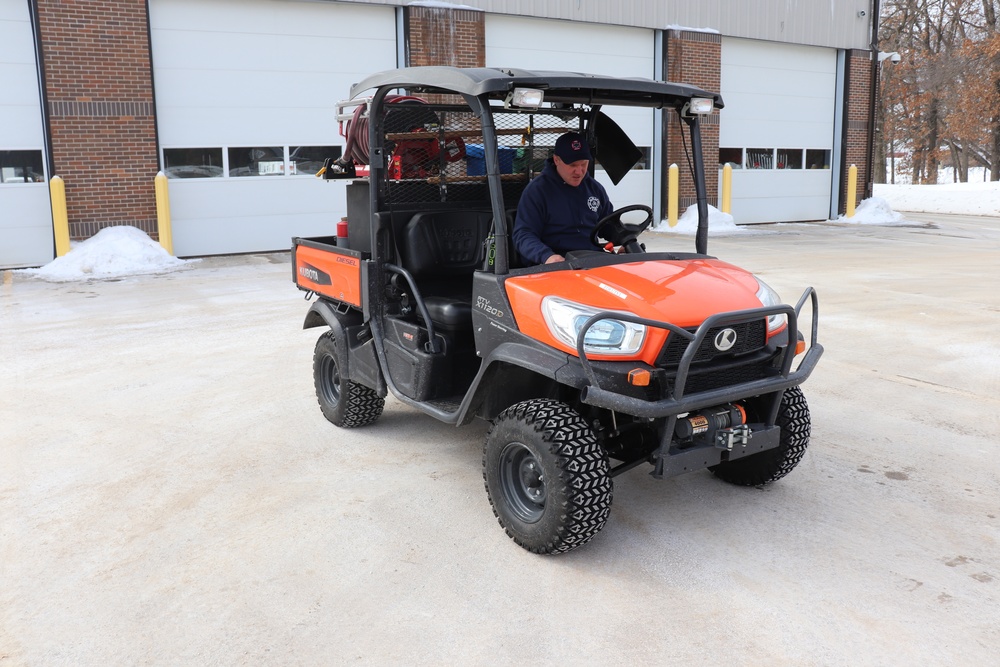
top-left (18, 226), bottom-right (193, 282)
top-left (874, 181), bottom-right (1000, 217)
top-left (836, 196), bottom-right (906, 225)
top-left (651, 204), bottom-right (760, 236)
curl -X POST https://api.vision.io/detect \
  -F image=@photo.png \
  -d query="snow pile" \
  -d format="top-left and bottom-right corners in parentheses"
top-left (837, 196), bottom-right (906, 225)
top-left (874, 180), bottom-right (1000, 217)
top-left (19, 226), bottom-right (193, 282)
top-left (651, 204), bottom-right (755, 236)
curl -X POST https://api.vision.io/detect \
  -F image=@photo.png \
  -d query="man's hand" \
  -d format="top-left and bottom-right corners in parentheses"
top-left (545, 254), bottom-right (565, 264)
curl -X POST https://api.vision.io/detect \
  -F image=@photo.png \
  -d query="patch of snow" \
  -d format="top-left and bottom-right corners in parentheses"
top-left (664, 24), bottom-right (721, 34)
top-left (651, 204), bottom-right (761, 236)
top-left (874, 181), bottom-right (1000, 217)
top-left (18, 226), bottom-right (194, 283)
top-left (407, 1), bottom-right (483, 10)
top-left (836, 196), bottom-right (906, 225)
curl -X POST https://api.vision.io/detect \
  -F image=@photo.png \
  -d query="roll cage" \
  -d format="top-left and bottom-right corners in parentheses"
top-left (349, 66), bottom-right (725, 273)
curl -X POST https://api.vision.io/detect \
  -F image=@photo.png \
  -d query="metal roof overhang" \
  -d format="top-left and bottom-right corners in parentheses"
top-left (350, 66), bottom-right (724, 110)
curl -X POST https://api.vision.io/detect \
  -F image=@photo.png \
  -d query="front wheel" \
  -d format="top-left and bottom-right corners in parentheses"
top-left (313, 331), bottom-right (384, 428)
top-left (483, 399), bottom-right (612, 554)
top-left (710, 386), bottom-right (811, 486)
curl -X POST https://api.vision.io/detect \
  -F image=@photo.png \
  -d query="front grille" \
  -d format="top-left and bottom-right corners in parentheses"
top-left (656, 319), bottom-right (767, 368)
top-left (679, 360), bottom-right (774, 394)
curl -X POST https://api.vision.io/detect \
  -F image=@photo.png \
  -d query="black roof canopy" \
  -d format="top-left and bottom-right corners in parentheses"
top-left (350, 66), bottom-right (724, 111)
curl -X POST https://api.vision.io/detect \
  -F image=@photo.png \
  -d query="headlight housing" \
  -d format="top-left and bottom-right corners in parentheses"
top-left (541, 296), bottom-right (646, 356)
top-left (755, 277), bottom-right (786, 332)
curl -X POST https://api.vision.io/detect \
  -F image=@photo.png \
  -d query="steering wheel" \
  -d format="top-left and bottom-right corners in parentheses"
top-left (589, 204), bottom-right (654, 253)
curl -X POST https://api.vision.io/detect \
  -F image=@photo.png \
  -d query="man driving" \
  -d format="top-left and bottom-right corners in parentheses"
top-left (513, 132), bottom-right (614, 265)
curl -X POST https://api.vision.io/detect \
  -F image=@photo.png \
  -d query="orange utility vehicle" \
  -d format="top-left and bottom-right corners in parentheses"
top-left (293, 67), bottom-right (823, 554)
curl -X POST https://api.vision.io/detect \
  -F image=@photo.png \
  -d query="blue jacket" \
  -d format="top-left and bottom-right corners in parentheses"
top-left (513, 160), bottom-right (613, 264)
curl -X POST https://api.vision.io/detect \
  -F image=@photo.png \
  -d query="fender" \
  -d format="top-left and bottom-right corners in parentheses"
top-left (303, 299), bottom-right (386, 396)
top-left (455, 341), bottom-right (587, 424)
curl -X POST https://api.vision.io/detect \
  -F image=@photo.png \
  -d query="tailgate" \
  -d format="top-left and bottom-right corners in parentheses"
top-left (292, 236), bottom-right (365, 308)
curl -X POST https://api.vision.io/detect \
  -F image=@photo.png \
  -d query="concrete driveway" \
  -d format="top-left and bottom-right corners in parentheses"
top-left (2, 213), bottom-right (998, 665)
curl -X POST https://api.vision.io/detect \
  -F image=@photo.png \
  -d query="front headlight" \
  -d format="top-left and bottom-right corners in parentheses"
top-left (541, 296), bottom-right (646, 356)
top-left (755, 277), bottom-right (786, 332)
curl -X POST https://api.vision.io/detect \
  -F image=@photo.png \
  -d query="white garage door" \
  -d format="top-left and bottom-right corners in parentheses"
top-left (485, 16), bottom-right (656, 209)
top-left (149, 0), bottom-right (397, 257)
top-left (720, 38), bottom-right (838, 223)
top-left (0, 0), bottom-right (52, 269)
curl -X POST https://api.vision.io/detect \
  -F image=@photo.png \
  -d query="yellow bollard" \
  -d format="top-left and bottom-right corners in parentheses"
top-left (154, 171), bottom-right (174, 255)
top-left (721, 163), bottom-right (732, 214)
top-left (668, 163), bottom-right (679, 227)
top-left (50, 176), bottom-right (71, 257)
top-left (846, 164), bottom-right (858, 218)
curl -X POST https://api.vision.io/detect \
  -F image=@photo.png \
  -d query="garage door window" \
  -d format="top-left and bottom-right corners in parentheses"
top-left (228, 147), bottom-right (285, 177)
top-left (720, 147), bottom-right (831, 171)
top-left (164, 148), bottom-right (224, 179)
top-left (0, 150), bottom-right (45, 184)
top-left (290, 146), bottom-right (342, 176)
top-left (806, 149), bottom-right (831, 169)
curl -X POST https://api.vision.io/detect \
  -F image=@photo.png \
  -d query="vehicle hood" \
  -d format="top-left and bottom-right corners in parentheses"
top-left (504, 258), bottom-right (765, 361)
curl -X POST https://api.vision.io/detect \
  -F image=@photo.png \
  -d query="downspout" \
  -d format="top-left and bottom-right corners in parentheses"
top-left (864, 0), bottom-right (882, 199)
top-left (27, 0), bottom-right (55, 179)
top-left (144, 0), bottom-right (162, 172)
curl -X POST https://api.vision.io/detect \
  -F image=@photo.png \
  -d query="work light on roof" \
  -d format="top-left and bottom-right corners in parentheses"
top-left (688, 98), bottom-right (714, 114)
top-left (507, 87), bottom-right (545, 108)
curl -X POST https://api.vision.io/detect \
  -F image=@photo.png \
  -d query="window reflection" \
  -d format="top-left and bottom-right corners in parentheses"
top-left (290, 146), bottom-right (342, 176)
top-left (164, 148), bottom-right (223, 178)
top-left (229, 146), bottom-right (284, 177)
top-left (0, 150), bottom-right (45, 183)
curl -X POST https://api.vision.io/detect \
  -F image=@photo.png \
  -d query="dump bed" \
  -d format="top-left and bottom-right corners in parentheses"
top-left (292, 236), bottom-right (365, 308)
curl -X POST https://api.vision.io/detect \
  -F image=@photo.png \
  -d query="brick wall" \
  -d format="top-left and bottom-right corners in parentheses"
top-left (36, 0), bottom-right (159, 240)
top-left (406, 7), bottom-right (485, 68)
top-left (842, 49), bottom-right (872, 213)
top-left (665, 30), bottom-right (721, 211)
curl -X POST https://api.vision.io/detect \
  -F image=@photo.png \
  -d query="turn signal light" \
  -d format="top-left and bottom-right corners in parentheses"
top-left (628, 369), bottom-right (651, 386)
top-left (795, 339), bottom-right (807, 355)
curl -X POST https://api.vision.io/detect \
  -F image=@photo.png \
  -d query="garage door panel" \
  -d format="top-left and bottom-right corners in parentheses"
top-left (724, 170), bottom-right (831, 223)
top-left (486, 15), bottom-right (656, 208)
top-left (723, 39), bottom-right (834, 71)
top-left (153, 30), bottom-right (394, 75)
top-left (151, 0), bottom-right (390, 37)
top-left (721, 37), bottom-right (836, 223)
top-left (724, 65), bottom-right (835, 99)
top-left (0, 0), bottom-right (52, 268)
top-left (150, 0), bottom-right (396, 256)
top-left (0, 20), bottom-right (35, 58)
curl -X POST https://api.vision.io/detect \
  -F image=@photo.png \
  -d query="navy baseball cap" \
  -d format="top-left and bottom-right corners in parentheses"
top-left (553, 132), bottom-right (592, 163)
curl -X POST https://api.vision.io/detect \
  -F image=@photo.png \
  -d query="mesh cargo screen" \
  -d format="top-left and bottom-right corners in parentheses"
top-left (378, 101), bottom-right (582, 210)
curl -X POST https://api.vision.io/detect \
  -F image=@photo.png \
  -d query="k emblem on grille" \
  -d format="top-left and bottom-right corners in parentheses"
top-left (714, 327), bottom-right (738, 352)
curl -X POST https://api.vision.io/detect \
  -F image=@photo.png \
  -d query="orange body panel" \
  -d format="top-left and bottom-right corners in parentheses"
top-left (295, 243), bottom-right (363, 307)
top-left (505, 258), bottom-right (771, 365)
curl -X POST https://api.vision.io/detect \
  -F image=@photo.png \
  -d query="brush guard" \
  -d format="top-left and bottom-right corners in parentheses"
top-left (576, 288), bottom-right (823, 478)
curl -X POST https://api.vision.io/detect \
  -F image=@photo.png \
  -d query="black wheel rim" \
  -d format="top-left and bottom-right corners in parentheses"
top-left (319, 353), bottom-right (342, 407)
top-left (498, 441), bottom-right (545, 523)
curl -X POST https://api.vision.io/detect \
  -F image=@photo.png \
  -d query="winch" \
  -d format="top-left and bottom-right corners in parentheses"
top-left (674, 404), bottom-right (752, 451)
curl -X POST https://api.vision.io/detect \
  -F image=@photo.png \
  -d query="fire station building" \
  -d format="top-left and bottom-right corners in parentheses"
top-left (0, 0), bottom-right (875, 268)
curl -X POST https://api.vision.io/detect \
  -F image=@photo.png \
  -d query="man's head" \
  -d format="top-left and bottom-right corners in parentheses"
top-left (553, 132), bottom-right (591, 187)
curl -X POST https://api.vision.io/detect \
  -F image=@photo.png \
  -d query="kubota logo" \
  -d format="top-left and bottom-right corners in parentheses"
top-left (299, 266), bottom-right (320, 282)
top-left (714, 328), bottom-right (738, 352)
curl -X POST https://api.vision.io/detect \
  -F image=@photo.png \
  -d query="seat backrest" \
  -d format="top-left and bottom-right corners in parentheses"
top-left (398, 210), bottom-right (492, 277)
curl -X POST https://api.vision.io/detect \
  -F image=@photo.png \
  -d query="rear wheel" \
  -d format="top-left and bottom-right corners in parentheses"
top-left (711, 386), bottom-right (811, 486)
top-left (483, 399), bottom-right (612, 554)
top-left (313, 331), bottom-right (384, 428)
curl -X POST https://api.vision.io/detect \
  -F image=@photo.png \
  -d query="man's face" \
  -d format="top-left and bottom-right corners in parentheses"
top-left (554, 155), bottom-right (590, 187)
